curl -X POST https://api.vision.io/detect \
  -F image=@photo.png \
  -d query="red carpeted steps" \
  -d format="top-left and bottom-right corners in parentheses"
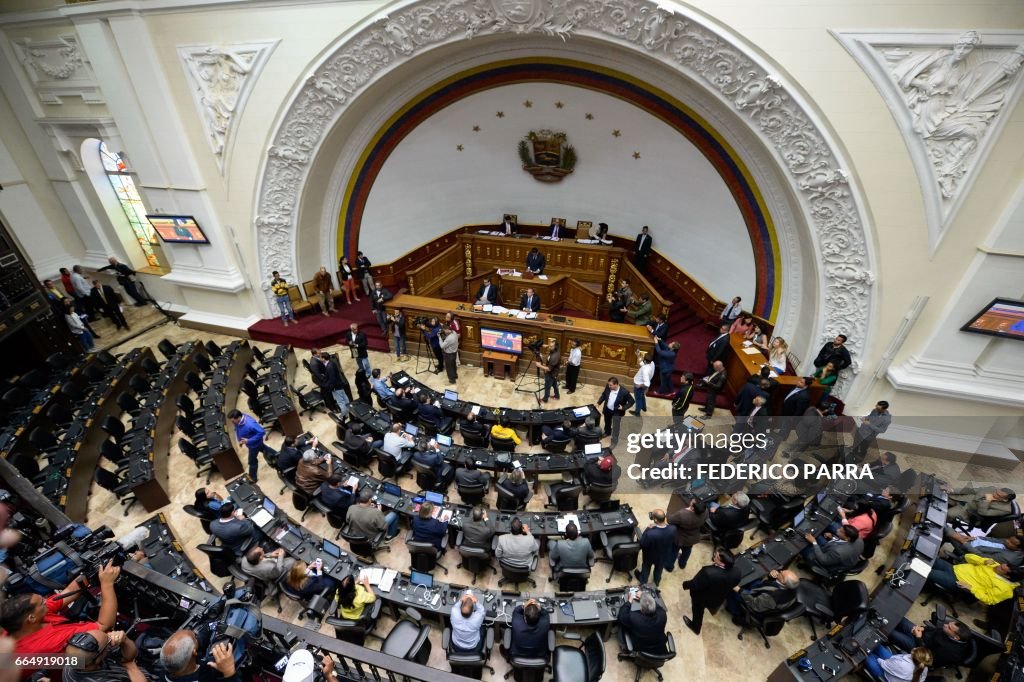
top-left (248, 298), bottom-right (391, 352)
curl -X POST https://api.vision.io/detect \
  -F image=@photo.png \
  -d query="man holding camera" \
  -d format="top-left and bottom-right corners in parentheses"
top-left (370, 282), bottom-right (393, 334)
top-left (534, 339), bottom-right (561, 403)
top-left (3, 562), bottom-right (121, 663)
top-left (387, 309), bottom-right (407, 358)
top-left (64, 628), bottom-right (148, 682)
top-left (440, 325), bottom-right (460, 383)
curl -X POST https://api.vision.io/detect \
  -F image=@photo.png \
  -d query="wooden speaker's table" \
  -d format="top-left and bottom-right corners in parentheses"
top-left (482, 350), bottom-right (518, 380)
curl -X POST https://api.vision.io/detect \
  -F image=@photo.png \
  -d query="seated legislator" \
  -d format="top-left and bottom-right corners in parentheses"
top-left (802, 525), bottom-right (864, 573)
top-left (417, 393), bottom-right (453, 433)
top-left (450, 592), bottom-right (486, 653)
top-left (548, 522), bottom-right (594, 576)
top-left (411, 501), bottom-right (450, 552)
top-left (709, 493), bottom-right (751, 532)
top-left (508, 599), bottom-right (550, 658)
top-left (242, 546), bottom-right (295, 585)
top-left (547, 219), bottom-right (565, 240)
top-left (525, 248), bottom-right (546, 274)
top-left (927, 555), bottom-right (1022, 605)
top-left (474, 277), bottom-right (498, 305)
top-left (501, 468), bottom-right (533, 507)
top-left (617, 592), bottom-right (668, 655)
top-left (520, 288), bottom-right (541, 313)
top-left (390, 386), bottom-right (419, 419)
top-left (459, 410), bottom-right (490, 444)
top-left (728, 569), bottom-right (800, 619)
top-left (491, 416), bottom-right (521, 446)
top-left (455, 459), bottom-right (490, 488)
top-left (319, 475), bottom-right (356, 513)
top-left (337, 573), bottom-right (377, 621)
top-left (381, 422), bottom-right (414, 465)
top-left (211, 503), bottom-right (256, 555)
top-left (461, 506), bottom-right (496, 548)
top-left (500, 214), bottom-right (517, 236)
top-left (496, 517), bottom-right (539, 565)
top-left (287, 561), bottom-right (339, 600)
top-left (412, 438), bottom-right (455, 488)
top-left (583, 454), bottom-right (615, 487)
top-left (296, 448), bottom-right (334, 495)
top-left (589, 222), bottom-right (611, 244)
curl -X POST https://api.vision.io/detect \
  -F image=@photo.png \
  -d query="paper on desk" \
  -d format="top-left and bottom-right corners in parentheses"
top-left (483, 304), bottom-right (493, 312)
top-left (345, 475), bottom-right (361, 489)
top-left (439, 509), bottom-right (453, 523)
top-left (537, 275), bottom-right (549, 280)
top-left (525, 313), bottom-right (538, 320)
top-left (909, 557), bottom-right (932, 577)
top-left (557, 514), bottom-right (580, 532)
top-left (516, 311), bottom-right (528, 319)
top-left (573, 407), bottom-right (590, 417)
top-left (471, 405), bottom-right (481, 416)
top-left (379, 569), bottom-right (397, 592)
top-left (742, 347), bottom-right (762, 355)
top-left (359, 567), bottom-right (386, 584)
top-left (492, 306), bottom-right (508, 314)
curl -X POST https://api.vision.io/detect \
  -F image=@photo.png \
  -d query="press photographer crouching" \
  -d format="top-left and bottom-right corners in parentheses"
top-left (161, 630), bottom-right (238, 682)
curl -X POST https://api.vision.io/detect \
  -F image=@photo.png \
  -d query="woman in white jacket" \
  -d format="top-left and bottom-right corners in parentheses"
top-left (864, 646), bottom-right (932, 682)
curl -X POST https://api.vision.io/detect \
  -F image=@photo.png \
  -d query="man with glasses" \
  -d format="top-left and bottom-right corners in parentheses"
top-left (161, 630), bottom-right (238, 682)
top-left (64, 629), bottom-right (148, 682)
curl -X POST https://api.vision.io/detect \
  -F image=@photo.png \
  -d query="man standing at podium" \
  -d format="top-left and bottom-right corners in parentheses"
top-left (525, 248), bottom-right (546, 274)
top-left (520, 288), bottom-right (541, 313)
top-left (475, 277), bottom-right (497, 305)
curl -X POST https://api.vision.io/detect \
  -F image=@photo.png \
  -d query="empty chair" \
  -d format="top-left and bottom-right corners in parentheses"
top-left (1, 386), bottom-right (30, 411)
top-left (158, 339), bottom-right (178, 360)
top-left (380, 608), bottom-right (432, 665)
top-left (45, 352), bottom-right (72, 371)
top-left (749, 496), bottom-right (804, 538)
top-left (80, 364), bottom-right (106, 384)
top-left (496, 483), bottom-right (527, 512)
top-left (58, 381), bottom-right (88, 407)
top-left (45, 402), bottom-right (75, 430)
top-left (442, 621), bottom-right (496, 679)
top-left (408, 540), bottom-right (448, 576)
top-left (455, 532), bottom-right (497, 584)
top-left (175, 416), bottom-right (208, 446)
top-left (490, 436), bottom-right (517, 452)
top-left (100, 440), bottom-right (128, 468)
top-left (291, 384), bottom-right (326, 417)
top-left (194, 353), bottom-right (213, 376)
top-left (204, 340), bottom-right (223, 358)
top-left (178, 438), bottom-right (215, 483)
top-left (175, 394), bottom-right (197, 419)
top-left (140, 356), bottom-right (162, 376)
top-left (17, 368), bottom-right (50, 390)
top-left (498, 556), bottom-right (537, 589)
top-left (600, 529), bottom-right (641, 583)
top-left (184, 371), bottom-right (206, 395)
top-left (617, 631), bottom-right (676, 682)
top-left (545, 483), bottom-right (582, 511)
top-left (797, 580), bottom-right (868, 640)
top-left (552, 632), bottom-right (605, 682)
top-left (128, 374), bottom-right (152, 396)
top-left (101, 415), bottom-right (127, 445)
top-left (457, 481), bottom-right (487, 506)
top-left (196, 544), bottom-right (237, 578)
top-left (556, 567), bottom-right (591, 592)
top-left (116, 392), bottom-right (143, 418)
top-left (340, 527), bottom-right (390, 562)
top-left (28, 426), bottom-right (61, 455)
top-left (94, 350), bottom-right (119, 367)
top-left (251, 345), bottom-right (269, 364)
top-left (93, 468), bottom-right (138, 516)
top-left (183, 504), bottom-right (213, 534)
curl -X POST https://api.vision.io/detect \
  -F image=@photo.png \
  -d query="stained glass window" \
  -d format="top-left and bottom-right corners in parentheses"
top-left (99, 142), bottom-right (160, 268)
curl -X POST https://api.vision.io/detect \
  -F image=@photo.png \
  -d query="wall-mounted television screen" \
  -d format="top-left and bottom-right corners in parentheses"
top-left (147, 215), bottom-right (210, 244)
top-left (480, 328), bottom-right (523, 355)
top-left (960, 297), bottom-right (1024, 341)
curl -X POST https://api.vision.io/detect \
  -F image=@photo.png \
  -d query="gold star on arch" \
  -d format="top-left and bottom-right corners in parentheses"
top-left (523, 100), bottom-right (533, 108)
top-left (632, 151), bottom-right (641, 160)
top-left (472, 125), bottom-right (480, 132)
top-left (612, 130), bottom-right (621, 137)
top-left (456, 144), bottom-right (464, 151)
top-left (555, 101), bottom-right (564, 109)
top-left (496, 111), bottom-right (505, 118)
top-left (585, 113), bottom-right (594, 120)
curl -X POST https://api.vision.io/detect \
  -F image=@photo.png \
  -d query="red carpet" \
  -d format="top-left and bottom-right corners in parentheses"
top-left (248, 299), bottom-right (389, 351)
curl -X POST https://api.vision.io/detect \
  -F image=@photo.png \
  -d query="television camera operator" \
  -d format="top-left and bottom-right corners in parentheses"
top-left (532, 339), bottom-right (560, 403)
top-left (415, 317), bottom-right (444, 374)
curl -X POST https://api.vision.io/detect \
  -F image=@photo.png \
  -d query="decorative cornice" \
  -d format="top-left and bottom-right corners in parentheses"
top-left (11, 34), bottom-right (103, 105)
top-left (832, 30), bottom-right (1024, 254)
top-left (177, 41), bottom-right (279, 174)
top-left (253, 0), bottom-right (876, 394)
top-left (888, 355), bottom-right (1024, 407)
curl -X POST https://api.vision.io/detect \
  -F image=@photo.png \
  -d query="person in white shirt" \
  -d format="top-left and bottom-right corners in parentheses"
top-left (719, 296), bottom-right (743, 325)
top-left (865, 645), bottom-right (932, 682)
top-left (381, 422), bottom-right (413, 465)
top-left (500, 215), bottom-right (516, 236)
top-left (62, 299), bottom-right (95, 351)
top-left (631, 353), bottom-right (655, 416)
top-left (565, 339), bottom-right (583, 394)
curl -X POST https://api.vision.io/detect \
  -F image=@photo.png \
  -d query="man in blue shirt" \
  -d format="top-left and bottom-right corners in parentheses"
top-left (319, 474), bottom-right (356, 513)
top-left (370, 369), bottom-right (394, 402)
top-left (411, 501), bottom-right (449, 552)
top-left (412, 439), bottom-right (454, 488)
top-left (229, 409), bottom-right (277, 481)
top-left (450, 591), bottom-right (486, 653)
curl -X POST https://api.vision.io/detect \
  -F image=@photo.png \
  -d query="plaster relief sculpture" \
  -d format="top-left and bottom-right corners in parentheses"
top-left (12, 35), bottom-right (102, 105)
top-left (178, 42), bottom-right (279, 173)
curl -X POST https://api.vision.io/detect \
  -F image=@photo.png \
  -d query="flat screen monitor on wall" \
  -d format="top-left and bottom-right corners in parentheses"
top-left (480, 328), bottom-right (523, 355)
top-left (147, 215), bottom-right (210, 244)
top-left (960, 298), bottom-right (1024, 341)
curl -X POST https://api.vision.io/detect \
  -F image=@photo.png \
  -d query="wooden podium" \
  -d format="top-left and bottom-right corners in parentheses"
top-left (482, 350), bottom-right (518, 380)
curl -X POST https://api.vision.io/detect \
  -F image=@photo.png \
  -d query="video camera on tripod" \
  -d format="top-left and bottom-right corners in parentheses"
top-left (6, 524), bottom-right (129, 597)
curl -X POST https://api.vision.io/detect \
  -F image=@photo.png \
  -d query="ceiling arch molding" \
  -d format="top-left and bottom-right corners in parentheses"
top-left (252, 0), bottom-right (877, 393)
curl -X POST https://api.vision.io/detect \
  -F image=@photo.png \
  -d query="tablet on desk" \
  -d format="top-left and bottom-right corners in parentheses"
top-left (410, 570), bottom-right (433, 589)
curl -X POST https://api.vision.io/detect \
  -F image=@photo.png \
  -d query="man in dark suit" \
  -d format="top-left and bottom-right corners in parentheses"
top-left (653, 339), bottom-right (678, 396)
top-left (210, 503), bottom-right (256, 555)
top-left (500, 214), bottom-right (517, 236)
top-left (345, 323), bottom-right (371, 376)
top-left (813, 334), bottom-right (852, 372)
top-left (411, 501), bottom-right (449, 552)
top-left (460, 506), bottom-right (496, 548)
top-left (417, 393), bottom-right (453, 433)
top-left (734, 380), bottom-right (770, 417)
top-left (458, 410), bottom-right (489, 443)
top-left (887, 617), bottom-right (971, 668)
top-left (709, 493), bottom-right (752, 532)
top-left (633, 225), bottom-right (653, 272)
top-left (617, 592), bottom-right (667, 655)
top-left (474, 278), bottom-right (498, 305)
top-left (508, 600), bottom-right (550, 659)
top-left (596, 377), bottom-right (634, 444)
top-left (525, 248), bottom-right (546, 274)
top-left (455, 459), bottom-right (490, 488)
top-left (803, 525), bottom-right (864, 573)
top-left (683, 549), bottom-right (740, 634)
top-left (318, 474), bottom-right (356, 513)
top-left (412, 439), bottom-right (455, 488)
top-left (706, 324), bottom-right (731, 372)
top-left (370, 282), bottom-right (392, 333)
top-left (701, 361), bottom-right (727, 417)
top-left (646, 314), bottom-right (669, 341)
top-left (728, 569), bottom-right (800, 619)
top-left (548, 219), bottom-right (564, 239)
top-left (671, 373), bottom-right (694, 422)
top-left (519, 288), bottom-right (541, 313)
top-left (781, 377), bottom-right (811, 417)
top-left (89, 280), bottom-right (128, 330)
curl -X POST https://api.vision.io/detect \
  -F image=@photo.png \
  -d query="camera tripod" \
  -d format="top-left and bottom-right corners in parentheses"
top-left (514, 347), bottom-right (545, 396)
top-left (136, 279), bottom-right (177, 326)
top-left (413, 328), bottom-right (435, 376)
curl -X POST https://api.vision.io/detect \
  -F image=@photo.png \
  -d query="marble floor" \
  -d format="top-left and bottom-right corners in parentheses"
top-left (83, 305), bottom-right (1017, 681)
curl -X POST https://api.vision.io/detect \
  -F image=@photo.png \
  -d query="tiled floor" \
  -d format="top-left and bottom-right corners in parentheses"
top-left (86, 305), bottom-right (1018, 681)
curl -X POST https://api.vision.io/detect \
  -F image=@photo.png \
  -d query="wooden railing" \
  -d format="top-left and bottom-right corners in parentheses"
top-left (619, 257), bottom-right (672, 319)
top-left (405, 242), bottom-right (463, 297)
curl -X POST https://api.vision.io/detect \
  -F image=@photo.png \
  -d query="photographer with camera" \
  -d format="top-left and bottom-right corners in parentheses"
top-left (534, 339), bottom-right (560, 403)
top-left (161, 631), bottom-right (238, 682)
top-left (418, 317), bottom-right (443, 374)
top-left (3, 561), bottom-right (120, 662)
top-left (440, 325), bottom-right (460, 384)
top-left (64, 628), bottom-right (147, 682)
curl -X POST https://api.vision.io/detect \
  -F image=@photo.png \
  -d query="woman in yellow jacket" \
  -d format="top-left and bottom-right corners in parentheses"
top-left (928, 553), bottom-right (1023, 605)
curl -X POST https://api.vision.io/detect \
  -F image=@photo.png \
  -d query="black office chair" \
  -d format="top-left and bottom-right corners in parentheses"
top-left (276, 576), bottom-right (310, 621)
top-left (411, 460), bottom-right (449, 493)
top-left (93, 468), bottom-right (137, 516)
top-left (1, 386), bottom-right (30, 412)
top-left (455, 532), bottom-right (497, 584)
top-left (80, 364), bottom-right (106, 384)
top-left (184, 371), bottom-right (207, 396)
top-left (706, 513), bottom-right (756, 550)
top-left (808, 556), bottom-right (869, 587)
top-left (101, 415), bottom-right (127, 445)
top-left (556, 567), bottom-right (591, 592)
top-left (543, 436), bottom-right (572, 453)
top-left (573, 433), bottom-right (602, 452)
top-left (545, 483), bottom-right (582, 511)
top-left (407, 540), bottom-right (448, 575)
top-left (45, 352), bottom-right (72, 371)
top-left (325, 600), bottom-right (383, 646)
top-left (381, 607), bottom-right (432, 665)
top-left (496, 483), bottom-right (527, 512)
top-left (204, 340), bottom-right (224, 358)
top-left (291, 384), bottom-right (326, 417)
top-left (585, 480), bottom-right (616, 508)
top-left (175, 394), bottom-right (197, 418)
top-left (58, 381), bottom-right (89, 408)
top-left (459, 427), bottom-right (489, 448)
top-left (196, 543), bottom-right (237, 578)
top-left (750, 496), bottom-right (804, 538)
top-left (490, 436), bottom-right (517, 452)
top-left (553, 632), bottom-right (605, 682)
top-left (140, 356), bottom-right (162, 376)
top-left (117, 392), bottom-right (143, 419)
top-left (341, 442), bottom-right (373, 470)
top-left (28, 426), bottom-right (62, 456)
top-left (100, 440), bottom-right (128, 468)
top-left (498, 556), bottom-right (537, 589)
top-left (796, 579), bottom-right (868, 640)
top-left (735, 599), bottom-right (806, 649)
top-left (178, 437), bottom-right (215, 483)
top-left (340, 527), bottom-right (390, 561)
top-left (442, 623), bottom-right (496, 678)
top-left (18, 368), bottom-right (51, 389)
top-left (157, 339), bottom-right (178, 360)
top-left (292, 488), bottom-right (312, 518)
top-left (502, 628), bottom-right (554, 682)
top-left (175, 416), bottom-right (208, 447)
top-left (375, 448), bottom-right (411, 482)
top-left (457, 481), bottom-right (488, 506)
top-left (194, 353), bottom-right (214, 377)
top-left (617, 631), bottom-right (676, 682)
top-left (128, 374), bottom-right (152, 396)
top-left (600, 529), bottom-right (640, 583)
top-left (183, 504), bottom-right (213, 534)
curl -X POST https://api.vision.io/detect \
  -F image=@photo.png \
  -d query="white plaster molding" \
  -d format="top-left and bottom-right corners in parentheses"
top-left (254, 0), bottom-right (876, 397)
top-left (27, 252), bottom-right (77, 280)
top-left (177, 41), bottom-right (279, 174)
top-left (877, 424), bottom-right (1018, 470)
top-left (833, 30), bottom-right (1024, 254)
top-left (159, 264), bottom-right (248, 293)
top-left (888, 355), bottom-right (1024, 407)
top-left (177, 309), bottom-right (262, 334)
top-left (11, 33), bottom-right (104, 105)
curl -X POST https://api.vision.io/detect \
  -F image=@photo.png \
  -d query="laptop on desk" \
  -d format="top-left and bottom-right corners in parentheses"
top-left (571, 601), bottom-right (600, 622)
top-left (274, 525), bottom-right (303, 552)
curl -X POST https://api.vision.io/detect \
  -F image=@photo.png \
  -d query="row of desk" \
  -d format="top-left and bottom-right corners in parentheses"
top-left (32, 349), bottom-right (149, 522)
top-left (227, 476), bottom-right (653, 632)
top-left (248, 345), bottom-right (302, 437)
top-left (769, 479), bottom-right (949, 680)
top-left (0, 354), bottom-right (79, 456)
top-left (191, 340), bottom-right (250, 481)
top-left (137, 513), bottom-right (216, 593)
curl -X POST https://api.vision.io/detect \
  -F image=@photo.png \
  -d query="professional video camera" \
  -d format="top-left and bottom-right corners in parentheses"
top-left (413, 315), bottom-right (430, 327)
top-left (6, 524), bottom-right (129, 597)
